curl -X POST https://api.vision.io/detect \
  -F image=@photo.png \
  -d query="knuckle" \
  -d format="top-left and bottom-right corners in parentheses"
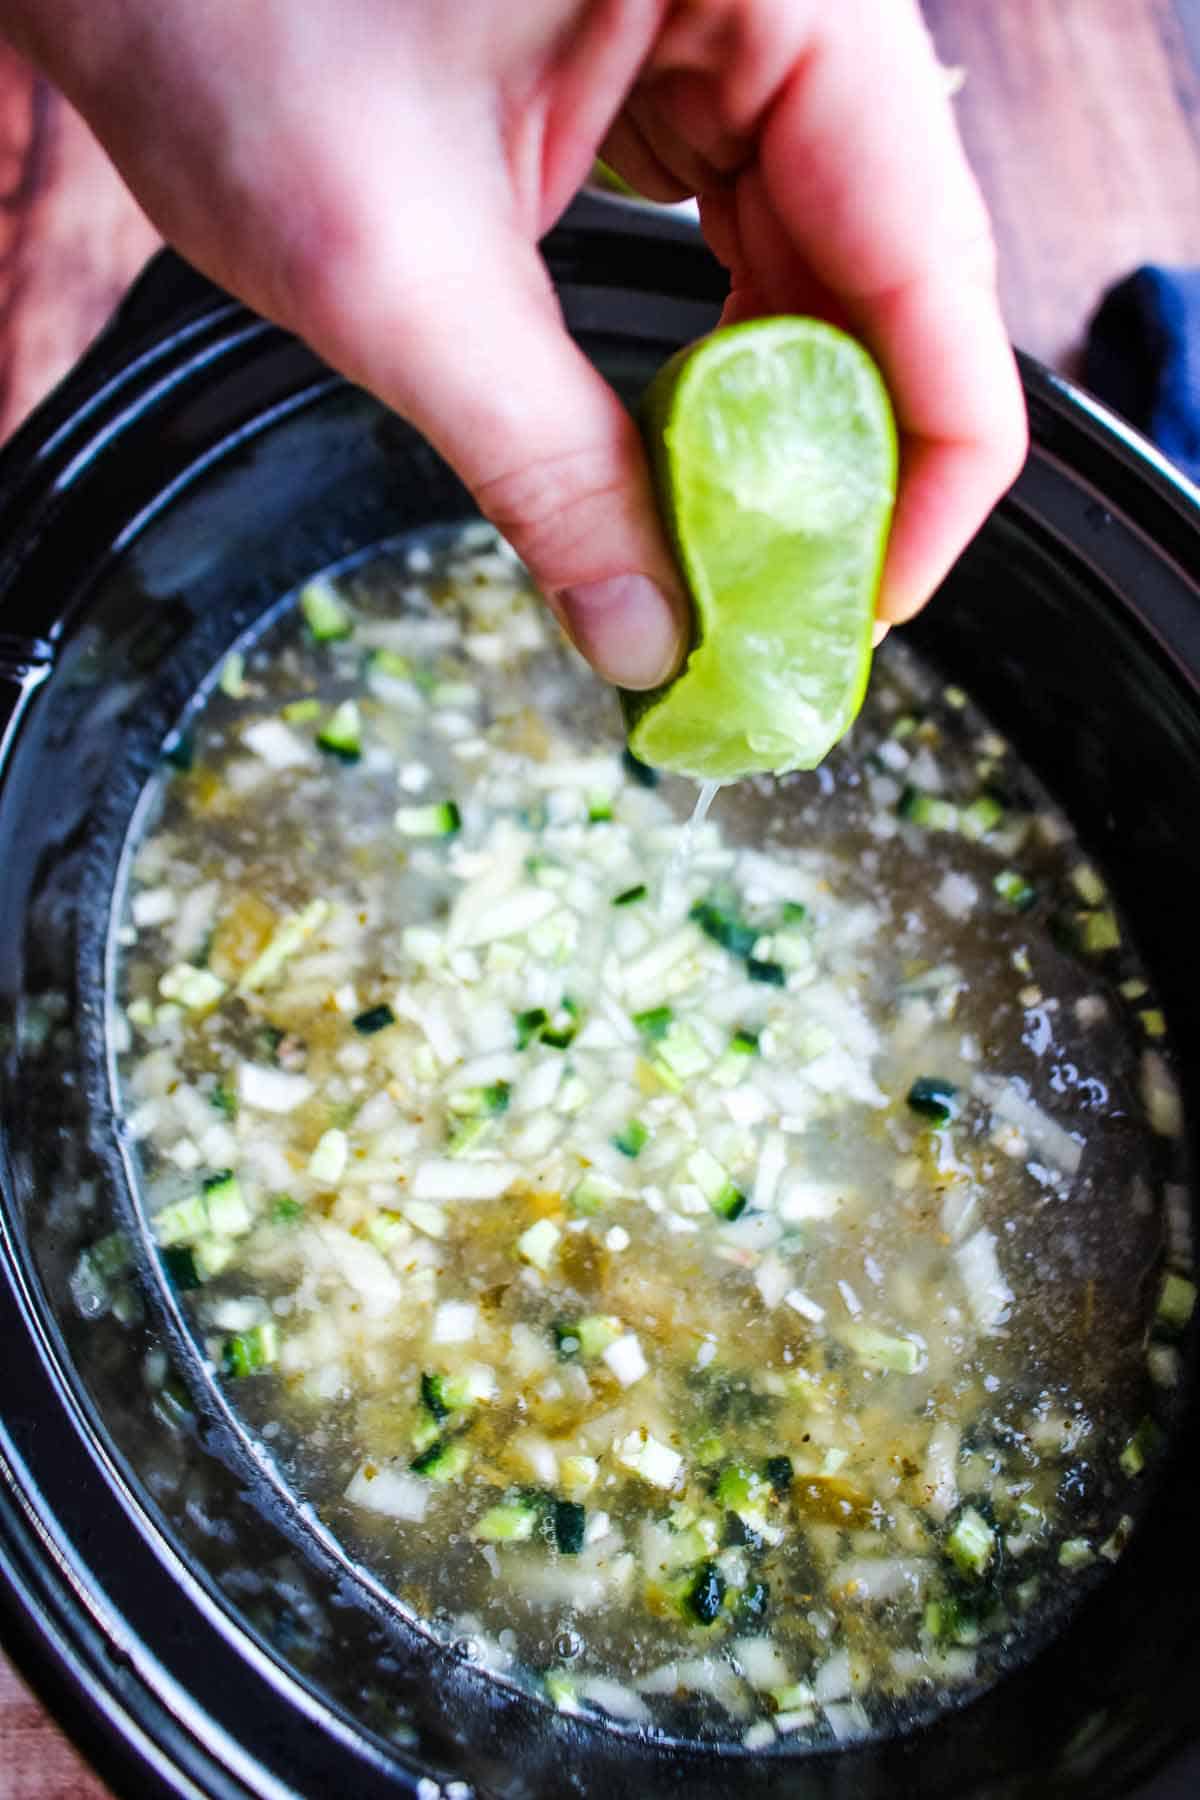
top-left (473, 445), bottom-right (636, 579)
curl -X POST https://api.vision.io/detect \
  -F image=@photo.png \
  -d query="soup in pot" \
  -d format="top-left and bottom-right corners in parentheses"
top-left (93, 524), bottom-right (1190, 1746)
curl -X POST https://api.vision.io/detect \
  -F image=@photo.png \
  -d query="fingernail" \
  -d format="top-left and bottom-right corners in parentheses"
top-left (871, 618), bottom-right (891, 648)
top-left (555, 575), bottom-right (682, 690)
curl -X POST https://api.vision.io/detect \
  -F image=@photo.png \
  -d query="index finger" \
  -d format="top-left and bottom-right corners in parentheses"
top-left (757, 0), bottom-right (1027, 621)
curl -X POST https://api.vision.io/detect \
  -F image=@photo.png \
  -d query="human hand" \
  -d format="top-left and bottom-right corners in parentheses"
top-left (14, 1), bottom-right (1025, 686)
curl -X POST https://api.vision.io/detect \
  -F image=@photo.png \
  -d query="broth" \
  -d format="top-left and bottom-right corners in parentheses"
top-left (97, 525), bottom-right (1190, 1746)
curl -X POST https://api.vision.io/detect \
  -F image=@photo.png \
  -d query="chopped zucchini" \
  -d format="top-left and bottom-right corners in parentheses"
top-left (841, 1323), bottom-right (924, 1375)
top-left (568, 1172), bottom-right (622, 1215)
top-left (239, 898), bottom-right (330, 992)
top-left (1058, 1537), bottom-right (1094, 1570)
top-left (1119, 1415), bottom-right (1161, 1477)
top-left (612, 1120), bottom-right (649, 1159)
top-left (369, 647), bottom-right (412, 679)
top-left (473, 1497), bottom-right (538, 1541)
top-left (282, 697), bottom-right (322, 723)
top-left (683, 1560), bottom-right (727, 1626)
top-left (898, 787), bottom-right (959, 832)
top-left (687, 1148), bottom-right (747, 1221)
top-left (959, 793), bottom-right (1005, 839)
top-left (219, 652), bottom-right (249, 698)
top-left (1077, 909), bottom-right (1120, 954)
top-left (515, 1007), bottom-right (549, 1049)
top-left (447, 1081), bottom-right (511, 1118)
top-left (553, 1500), bottom-right (587, 1554)
top-left (352, 1003), bottom-right (396, 1035)
top-left (1156, 1270), bottom-right (1195, 1332)
top-left (946, 1506), bottom-right (995, 1578)
top-left (210, 1081), bottom-right (238, 1119)
top-left (517, 1217), bottom-right (561, 1271)
top-left (654, 1021), bottom-right (709, 1081)
top-left (308, 1128), bottom-right (348, 1185)
top-left (395, 800), bottom-right (461, 838)
top-left (300, 576), bottom-right (353, 642)
top-left (764, 1455), bottom-right (793, 1497)
top-left (221, 1320), bottom-right (279, 1378)
top-left (906, 1076), bottom-right (959, 1126)
top-left (632, 1005), bottom-right (673, 1041)
top-left (555, 1314), bottom-right (622, 1361)
top-left (690, 898), bottom-right (758, 959)
top-left (411, 1438), bottom-right (471, 1482)
top-left (316, 699), bottom-right (363, 762)
top-left (162, 1245), bottom-right (203, 1291)
top-left (993, 869), bottom-right (1036, 911)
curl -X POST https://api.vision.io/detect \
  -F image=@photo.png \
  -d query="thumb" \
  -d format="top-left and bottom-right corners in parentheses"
top-left (329, 228), bottom-right (689, 691)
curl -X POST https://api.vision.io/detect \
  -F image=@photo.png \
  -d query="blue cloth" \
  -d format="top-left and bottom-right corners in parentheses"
top-left (1085, 265), bottom-right (1200, 483)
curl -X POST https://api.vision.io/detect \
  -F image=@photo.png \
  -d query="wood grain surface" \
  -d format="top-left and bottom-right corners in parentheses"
top-left (0, 3), bottom-right (1198, 1794)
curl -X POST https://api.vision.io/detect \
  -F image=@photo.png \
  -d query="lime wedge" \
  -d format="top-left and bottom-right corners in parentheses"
top-left (625, 317), bottom-right (897, 782)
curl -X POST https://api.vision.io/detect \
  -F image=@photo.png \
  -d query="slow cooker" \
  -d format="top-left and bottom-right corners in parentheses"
top-left (0, 194), bottom-right (1197, 1798)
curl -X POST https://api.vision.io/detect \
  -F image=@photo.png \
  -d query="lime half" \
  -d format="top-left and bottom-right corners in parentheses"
top-left (625, 317), bottom-right (897, 782)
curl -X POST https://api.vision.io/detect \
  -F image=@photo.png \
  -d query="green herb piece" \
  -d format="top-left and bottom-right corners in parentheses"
top-left (746, 957), bottom-right (785, 986)
top-left (613, 884), bottom-right (647, 907)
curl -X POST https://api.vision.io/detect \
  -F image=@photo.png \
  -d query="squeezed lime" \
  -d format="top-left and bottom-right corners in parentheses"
top-left (626, 317), bottom-right (897, 782)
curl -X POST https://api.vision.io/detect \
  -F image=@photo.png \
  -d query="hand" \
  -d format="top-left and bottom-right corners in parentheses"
top-left (14, 1), bottom-right (1026, 687)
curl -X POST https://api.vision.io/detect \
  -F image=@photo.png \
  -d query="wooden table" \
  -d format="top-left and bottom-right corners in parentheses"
top-left (1, 2), bottom-right (1198, 1792)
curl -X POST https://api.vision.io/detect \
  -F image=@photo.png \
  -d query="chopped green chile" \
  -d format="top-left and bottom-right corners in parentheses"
top-left (109, 525), bottom-right (1187, 1747)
